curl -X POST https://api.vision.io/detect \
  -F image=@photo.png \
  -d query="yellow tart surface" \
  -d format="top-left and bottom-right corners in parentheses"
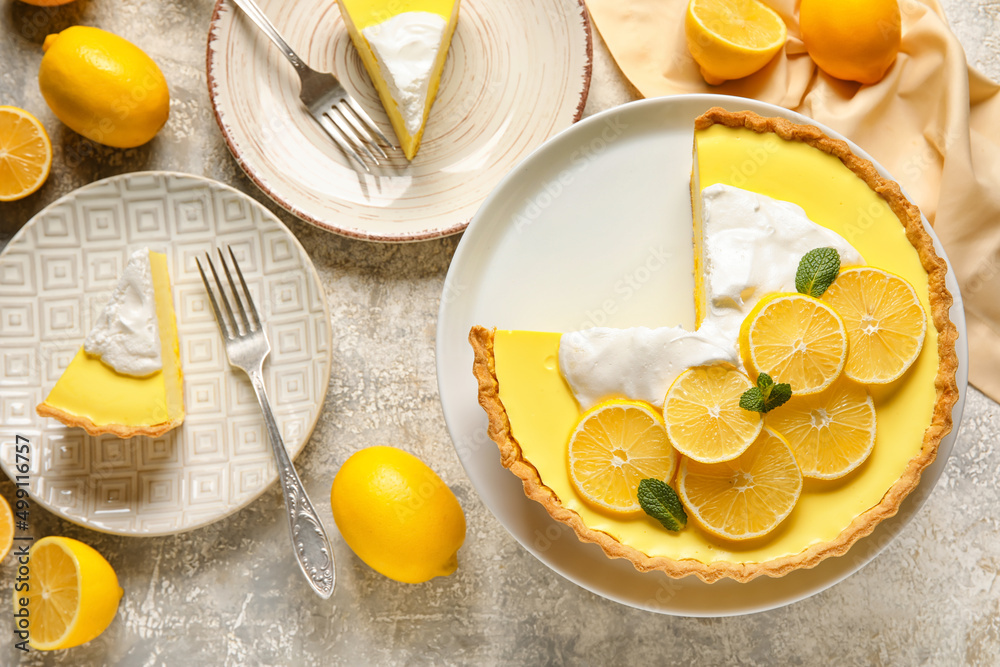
top-left (36, 251), bottom-right (184, 438)
top-left (336, 0), bottom-right (460, 160)
top-left (471, 109), bottom-right (958, 582)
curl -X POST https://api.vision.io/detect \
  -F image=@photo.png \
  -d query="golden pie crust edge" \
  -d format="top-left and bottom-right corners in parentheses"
top-left (467, 108), bottom-right (960, 584)
top-left (36, 402), bottom-right (184, 438)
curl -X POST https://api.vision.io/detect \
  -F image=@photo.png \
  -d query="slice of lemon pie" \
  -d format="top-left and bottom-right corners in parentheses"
top-left (470, 108), bottom-right (959, 582)
top-left (37, 248), bottom-right (185, 438)
top-left (336, 0), bottom-right (461, 160)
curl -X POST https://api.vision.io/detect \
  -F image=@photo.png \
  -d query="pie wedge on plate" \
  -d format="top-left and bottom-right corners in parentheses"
top-left (36, 247), bottom-right (185, 438)
top-left (337, 0), bottom-right (461, 160)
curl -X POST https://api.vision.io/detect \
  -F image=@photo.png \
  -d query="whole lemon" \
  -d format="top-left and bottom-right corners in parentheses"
top-left (38, 26), bottom-right (169, 148)
top-left (331, 446), bottom-right (466, 583)
top-left (800, 0), bottom-right (901, 85)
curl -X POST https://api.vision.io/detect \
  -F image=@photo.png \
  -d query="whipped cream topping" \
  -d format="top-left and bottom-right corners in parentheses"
top-left (84, 248), bottom-right (162, 377)
top-left (363, 11), bottom-right (446, 135)
top-left (559, 184), bottom-right (866, 410)
top-left (698, 183), bottom-right (865, 342)
top-left (560, 323), bottom-right (736, 409)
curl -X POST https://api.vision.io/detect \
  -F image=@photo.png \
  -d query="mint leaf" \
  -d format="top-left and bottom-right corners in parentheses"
top-left (739, 387), bottom-right (765, 412)
top-left (763, 381), bottom-right (792, 412)
top-left (637, 478), bottom-right (687, 532)
top-left (795, 248), bottom-right (841, 298)
top-left (740, 373), bottom-right (793, 414)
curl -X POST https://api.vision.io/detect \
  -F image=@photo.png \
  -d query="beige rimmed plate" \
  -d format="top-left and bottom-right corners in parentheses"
top-left (0, 172), bottom-right (332, 536)
top-left (206, 0), bottom-right (592, 242)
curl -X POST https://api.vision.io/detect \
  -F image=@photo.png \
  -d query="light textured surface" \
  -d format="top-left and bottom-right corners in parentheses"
top-left (0, 0), bottom-right (998, 664)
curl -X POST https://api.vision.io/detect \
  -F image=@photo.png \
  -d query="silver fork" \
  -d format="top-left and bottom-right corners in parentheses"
top-left (197, 247), bottom-right (335, 599)
top-left (229, 0), bottom-right (394, 172)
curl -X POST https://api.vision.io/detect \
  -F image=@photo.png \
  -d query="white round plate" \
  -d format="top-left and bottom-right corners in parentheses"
top-left (0, 172), bottom-right (332, 536)
top-left (436, 94), bottom-right (968, 616)
top-left (206, 0), bottom-right (592, 242)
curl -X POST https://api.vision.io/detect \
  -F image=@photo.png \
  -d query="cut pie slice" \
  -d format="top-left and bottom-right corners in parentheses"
top-left (36, 248), bottom-right (185, 438)
top-left (336, 0), bottom-right (461, 160)
top-left (469, 108), bottom-right (959, 582)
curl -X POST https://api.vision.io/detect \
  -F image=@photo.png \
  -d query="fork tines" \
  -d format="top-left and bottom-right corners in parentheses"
top-left (195, 248), bottom-right (262, 340)
top-left (319, 100), bottom-right (394, 172)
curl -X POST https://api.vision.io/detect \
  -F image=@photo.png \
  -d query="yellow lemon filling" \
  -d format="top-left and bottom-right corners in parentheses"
top-left (492, 124), bottom-right (938, 565)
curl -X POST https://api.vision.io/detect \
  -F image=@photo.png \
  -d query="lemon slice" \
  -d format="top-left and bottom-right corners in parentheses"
top-left (765, 377), bottom-right (876, 479)
top-left (0, 106), bottom-right (52, 202)
top-left (567, 399), bottom-right (678, 514)
top-left (663, 364), bottom-right (762, 464)
top-left (14, 536), bottom-right (123, 650)
top-left (739, 293), bottom-right (848, 396)
top-left (684, 0), bottom-right (788, 85)
top-left (822, 267), bottom-right (926, 384)
top-left (678, 428), bottom-right (802, 540)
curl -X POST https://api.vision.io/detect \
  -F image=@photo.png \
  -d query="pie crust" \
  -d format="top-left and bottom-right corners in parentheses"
top-left (34, 403), bottom-right (183, 439)
top-left (468, 108), bottom-right (960, 583)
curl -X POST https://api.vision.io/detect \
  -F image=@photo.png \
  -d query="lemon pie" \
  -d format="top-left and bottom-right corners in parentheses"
top-left (336, 0), bottom-right (461, 160)
top-left (470, 108), bottom-right (959, 582)
top-left (36, 248), bottom-right (184, 438)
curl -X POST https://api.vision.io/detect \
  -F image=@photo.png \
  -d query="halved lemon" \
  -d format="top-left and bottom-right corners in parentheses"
top-left (739, 293), bottom-right (848, 396)
top-left (0, 495), bottom-right (11, 564)
top-left (567, 399), bottom-right (678, 514)
top-left (14, 536), bottom-right (123, 650)
top-left (822, 267), bottom-right (926, 384)
top-left (0, 106), bottom-right (52, 202)
top-left (685, 0), bottom-right (788, 84)
top-left (765, 377), bottom-right (876, 479)
top-left (663, 364), bottom-right (762, 463)
top-left (678, 428), bottom-right (802, 540)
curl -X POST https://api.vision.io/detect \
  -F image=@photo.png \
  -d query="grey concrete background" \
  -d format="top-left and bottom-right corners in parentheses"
top-left (1, 0), bottom-right (999, 664)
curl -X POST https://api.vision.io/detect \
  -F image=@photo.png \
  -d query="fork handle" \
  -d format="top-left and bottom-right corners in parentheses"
top-left (248, 367), bottom-right (335, 598)
top-left (229, 0), bottom-right (309, 73)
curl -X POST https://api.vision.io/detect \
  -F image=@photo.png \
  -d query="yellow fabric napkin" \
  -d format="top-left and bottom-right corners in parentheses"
top-left (585, 0), bottom-right (1000, 402)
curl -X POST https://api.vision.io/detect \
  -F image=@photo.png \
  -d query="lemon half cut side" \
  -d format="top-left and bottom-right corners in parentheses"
top-left (0, 106), bottom-right (52, 202)
top-left (685, 0), bottom-right (788, 84)
top-left (15, 536), bottom-right (123, 651)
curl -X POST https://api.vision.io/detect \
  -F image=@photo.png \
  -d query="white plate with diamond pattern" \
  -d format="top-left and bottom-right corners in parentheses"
top-left (0, 172), bottom-right (332, 536)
